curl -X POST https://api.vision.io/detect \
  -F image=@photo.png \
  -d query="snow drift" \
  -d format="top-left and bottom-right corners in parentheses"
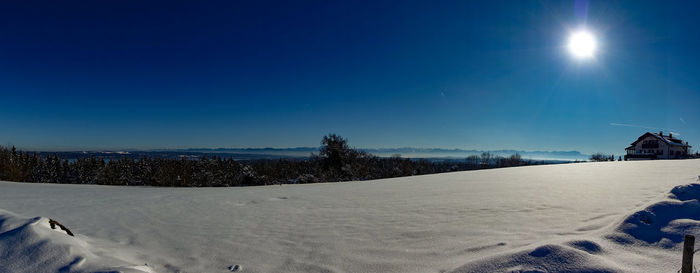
top-left (609, 183), bottom-right (700, 247)
top-left (453, 182), bottom-right (700, 273)
top-left (0, 209), bottom-right (152, 273)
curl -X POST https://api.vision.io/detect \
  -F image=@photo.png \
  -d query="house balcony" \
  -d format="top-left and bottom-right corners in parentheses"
top-left (641, 144), bottom-right (659, 149)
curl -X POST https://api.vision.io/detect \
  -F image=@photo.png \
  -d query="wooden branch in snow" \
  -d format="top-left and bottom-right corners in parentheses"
top-left (682, 234), bottom-right (695, 273)
top-left (48, 219), bottom-right (74, 237)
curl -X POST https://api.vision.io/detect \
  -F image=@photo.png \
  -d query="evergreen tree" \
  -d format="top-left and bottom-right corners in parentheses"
top-left (319, 134), bottom-right (350, 177)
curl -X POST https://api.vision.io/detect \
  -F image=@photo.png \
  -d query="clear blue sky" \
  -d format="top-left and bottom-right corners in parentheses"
top-left (1, 0), bottom-right (699, 154)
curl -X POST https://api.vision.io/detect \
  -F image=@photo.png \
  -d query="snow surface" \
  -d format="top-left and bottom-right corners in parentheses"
top-left (0, 209), bottom-right (153, 273)
top-left (2, 159), bottom-right (700, 272)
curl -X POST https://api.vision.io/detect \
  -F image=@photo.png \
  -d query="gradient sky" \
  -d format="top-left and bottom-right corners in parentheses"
top-left (1, 0), bottom-right (699, 154)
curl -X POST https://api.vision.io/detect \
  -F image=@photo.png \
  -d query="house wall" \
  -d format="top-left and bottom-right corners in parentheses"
top-left (632, 135), bottom-right (664, 157)
top-left (668, 145), bottom-right (688, 158)
top-left (630, 135), bottom-right (688, 159)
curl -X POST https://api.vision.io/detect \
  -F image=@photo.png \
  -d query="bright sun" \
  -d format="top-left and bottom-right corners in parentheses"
top-left (568, 30), bottom-right (597, 59)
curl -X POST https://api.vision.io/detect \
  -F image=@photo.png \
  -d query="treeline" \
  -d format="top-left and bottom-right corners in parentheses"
top-left (589, 153), bottom-right (620, 162)
top-left (0, 134), bottom-right (542, 187)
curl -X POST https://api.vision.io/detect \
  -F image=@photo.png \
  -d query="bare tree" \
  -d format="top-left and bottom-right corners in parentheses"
top-left (466, 155), bottom-right (480, 167)
top-left (480, 152), bottom-right (493, 168)
top-left (589, 153), bottom-right (608, 162)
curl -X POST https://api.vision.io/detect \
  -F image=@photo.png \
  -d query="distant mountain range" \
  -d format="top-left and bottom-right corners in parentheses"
top-left (171, 147), bottom-right (590, 161)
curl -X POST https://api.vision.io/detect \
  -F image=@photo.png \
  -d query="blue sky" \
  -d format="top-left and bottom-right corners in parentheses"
top-left (1, 0), bottom-right (699, 154)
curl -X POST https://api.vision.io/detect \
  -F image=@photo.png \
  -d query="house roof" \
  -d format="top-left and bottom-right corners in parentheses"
top-left (629, 132), bottom-right (691, 148)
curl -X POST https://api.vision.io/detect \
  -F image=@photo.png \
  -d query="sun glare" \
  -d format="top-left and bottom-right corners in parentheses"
top-left (568, 30), bottom-right (596, 59)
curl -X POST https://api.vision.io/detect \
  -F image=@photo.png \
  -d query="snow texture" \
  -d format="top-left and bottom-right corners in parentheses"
top-left (1, 159), bottom-right (700, 272)
top-left (0, 209), bottom-right (152, 273)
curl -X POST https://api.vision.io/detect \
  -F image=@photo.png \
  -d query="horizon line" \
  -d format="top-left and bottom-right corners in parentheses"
top-left (10, 146), bottom-right (588, 155)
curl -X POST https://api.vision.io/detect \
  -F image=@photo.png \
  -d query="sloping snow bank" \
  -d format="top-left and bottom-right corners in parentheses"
top-left (1, 160), bottom-right (700, 273)
top-left (0, 209), bottom-right (152, 273)
top-left (452, 183), bottom-right (700, 273)
top-left (610, 183), bottom-right (700, 247)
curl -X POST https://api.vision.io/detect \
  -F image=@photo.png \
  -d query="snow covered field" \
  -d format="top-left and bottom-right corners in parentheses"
top-left (2, 159), bottom-right (700, 273)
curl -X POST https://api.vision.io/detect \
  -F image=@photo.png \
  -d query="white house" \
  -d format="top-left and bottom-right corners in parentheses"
top-left (625, 131), bottom-right (691, 160)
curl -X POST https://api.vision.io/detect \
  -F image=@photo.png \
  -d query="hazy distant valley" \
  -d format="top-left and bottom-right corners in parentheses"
top-left (31, 147), bottom-right (591, 162)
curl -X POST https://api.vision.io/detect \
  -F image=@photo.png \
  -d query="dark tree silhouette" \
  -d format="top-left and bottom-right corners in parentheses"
top-left (319, 134), bottom-right (353, 178)
top-left (589, 153), bottom-right (609, 162)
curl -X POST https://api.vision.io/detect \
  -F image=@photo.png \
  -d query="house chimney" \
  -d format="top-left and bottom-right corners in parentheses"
top-left (670, 133), bottom-right (673, 138)
top-left (659, 131), bottom-right (663, 136)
